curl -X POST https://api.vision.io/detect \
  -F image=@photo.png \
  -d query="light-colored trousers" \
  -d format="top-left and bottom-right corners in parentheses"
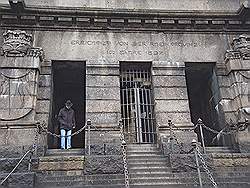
top-left (60, 129), bottom-right (72, 149)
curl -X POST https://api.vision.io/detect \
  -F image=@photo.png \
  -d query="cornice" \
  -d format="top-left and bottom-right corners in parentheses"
top-left (0, 3), bottom-right (249, 32)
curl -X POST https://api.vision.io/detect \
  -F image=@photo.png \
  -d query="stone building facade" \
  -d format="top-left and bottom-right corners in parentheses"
top-left (0, 0), bottom-right (249, 187)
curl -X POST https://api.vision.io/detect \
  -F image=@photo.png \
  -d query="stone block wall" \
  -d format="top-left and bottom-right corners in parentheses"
top-left (85, 59), bottom-right (121, 154)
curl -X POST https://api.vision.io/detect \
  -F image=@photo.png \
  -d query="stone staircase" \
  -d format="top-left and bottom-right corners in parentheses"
top-left (126, 144), bottom-right (250, 188)
top-left (35, 149), bottom-right (125, 188)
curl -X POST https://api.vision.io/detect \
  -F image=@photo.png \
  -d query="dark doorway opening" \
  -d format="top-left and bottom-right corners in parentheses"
top-left (120, 62), bottom-right (156, 144)
top-left (185, 63), bottom-right (224, 146)
top-left (48, 61), bottom-right (86, 149)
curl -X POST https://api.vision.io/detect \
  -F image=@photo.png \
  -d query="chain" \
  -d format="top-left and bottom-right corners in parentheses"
top-left (38, 121), bottom-right (118, 139)
top-left (197, 148), bottom-right (218, 188)
top-left (38, 122), bottom-right (88, 138)
top-left (119, 121), bottom-right (130, 188)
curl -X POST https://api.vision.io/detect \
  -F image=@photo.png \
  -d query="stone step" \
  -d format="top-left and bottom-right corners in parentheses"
top-left (45, 149), bottom-right (84, 156)
top-left (127, 151), bottom-right (162, 155)
top-left (130, 171), bottom-right (250, 178)
top-left (127, 154), bottom-right (165, 159)
top-left (129, 162), bottom-right (169, 168)
top-left (127, 157), bottom-right (169, 163)
top-left (36, 184), bottom-right (125, 188)
top-left (129, 175), bottom-right (250, 184)
top-left (127, 144), bottom-right (157, 148)
top-left (205, 147), bottom-right (233, 153)
top-left (131, 182), bottom-right (250, 188)
top-left (37, 173), bottom-right (124, 182)
top-left (37, 178), bottom-right (125, 187)
top-left (129, 167), bottom-right (172, 174)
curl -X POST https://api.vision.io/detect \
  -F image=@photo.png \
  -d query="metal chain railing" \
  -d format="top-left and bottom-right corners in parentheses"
top-left (197, 147), bottom-right (218, 188)
top-left (119, 120), bottom-right (130, 188)
top-left (165, 120), bottom-right (218, 188)
top-left (38, 121), bottom-right (88, 138)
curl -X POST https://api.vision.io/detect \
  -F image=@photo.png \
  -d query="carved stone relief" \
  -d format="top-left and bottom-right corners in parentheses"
top-left (0, 30), bottom-right (43, 122)
top-left (225, 34), bottom-right (250, 60)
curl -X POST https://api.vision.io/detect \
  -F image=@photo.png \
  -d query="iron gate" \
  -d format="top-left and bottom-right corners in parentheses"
top-left (120, 64), bottom-right (156, 143)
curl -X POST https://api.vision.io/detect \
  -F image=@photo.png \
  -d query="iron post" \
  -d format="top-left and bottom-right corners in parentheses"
top-left (192, 139), bottom-right (203, 188)
top-left (168, 120), bottom-right (173, 154)
top-left (197, 118), bottom-right (206, 154)
top-left (87, 119), bottom-right (91, 155)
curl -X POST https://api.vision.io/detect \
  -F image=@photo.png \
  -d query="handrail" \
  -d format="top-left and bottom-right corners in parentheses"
top-left (0, 149), bottom-right (32, 185)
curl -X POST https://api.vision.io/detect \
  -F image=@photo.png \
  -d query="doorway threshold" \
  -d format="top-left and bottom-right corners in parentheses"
top-left (46, 148), bottom-right (84, 156)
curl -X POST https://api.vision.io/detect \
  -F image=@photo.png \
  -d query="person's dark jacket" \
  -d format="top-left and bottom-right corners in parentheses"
top-left (58, 107), bottom-right (76, 130)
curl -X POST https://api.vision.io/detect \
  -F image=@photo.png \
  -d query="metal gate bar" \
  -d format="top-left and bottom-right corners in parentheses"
top-left (120, 64), bottom-right (156, 144)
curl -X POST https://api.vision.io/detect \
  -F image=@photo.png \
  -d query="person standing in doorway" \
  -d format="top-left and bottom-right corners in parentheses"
top-left (58, 100), bottom-right (76, 149)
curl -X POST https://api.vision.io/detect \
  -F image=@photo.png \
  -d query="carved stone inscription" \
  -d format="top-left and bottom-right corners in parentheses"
top-left (71, 39), bottom-right (205, 57)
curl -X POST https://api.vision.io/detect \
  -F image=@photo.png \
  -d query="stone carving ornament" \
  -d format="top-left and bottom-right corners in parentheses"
top-left (0, 30), bottom-right (43, 121)
top-left (225, 34), bottom-right (250, 59)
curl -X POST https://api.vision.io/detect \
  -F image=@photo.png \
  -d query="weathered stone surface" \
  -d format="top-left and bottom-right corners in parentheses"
top-left (0, 158), bottom-right (29, 173)
top-left (86, 100), bottom-right (120, 113)
top-left (0, 96), bottom-right (34, 109)
top-left (3, 0), bottom-right (241, 11)
top-left (88, 131), bottom-right (121, 144)
top-left (155, 99), bottom-right (190, 112)
top-left (84, 155), bottom-right (123, 174)
top-left (0, 56), bottom-right (40, 69)
top-left (86, 75), bottom-right (119, 87)
top-left (156, 112), bottom-right (191, 124)
top-left (0, 128), bottom-right (38, 146)
top-left (38, 75), bottom-right (51, 87)
top-left (152, 61), bottom-right (185, 68)
top-left (0, 172), bottom-right (35, 188)
top-left (86, 143), bottom-right (122, 155)
top-left (35, 113), bottom-right (49, 123)
top-left (152, 68), bottom-right (185, 76)
top-left (41, 66), bottom-right (52, 75)
top-left (170, 154), bottom-right (213, 172)
top-left (238, 129), bottom-right (250, 153)
top-left (153, 76), bottom-right (187, 87)
top-left (211, 153), bottom-right (250, 167)
top-left (34, 31), bottom-right (229, 63)
top-left (37, 156), bottom-right (85, 171)
top-left (36, 100), bottom-right (50, 113)
top-left (37, 87), bottom-right (51, 100)
top-left (86, 87), bottom-right (120, 100)
top-left (154, 87), bottom-right (188, 100)
top-left (86, 67), bottom-right (119, 75)
top-left (86, 112), bottom-right (119, 125)
top-left (41, 60), bottom-right (52, 67)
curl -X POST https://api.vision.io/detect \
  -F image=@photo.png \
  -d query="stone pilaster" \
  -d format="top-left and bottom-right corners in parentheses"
top-left (85, 59), bottom-right (121, 155)
top-left (152, 61), bottom-right (197, 154)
